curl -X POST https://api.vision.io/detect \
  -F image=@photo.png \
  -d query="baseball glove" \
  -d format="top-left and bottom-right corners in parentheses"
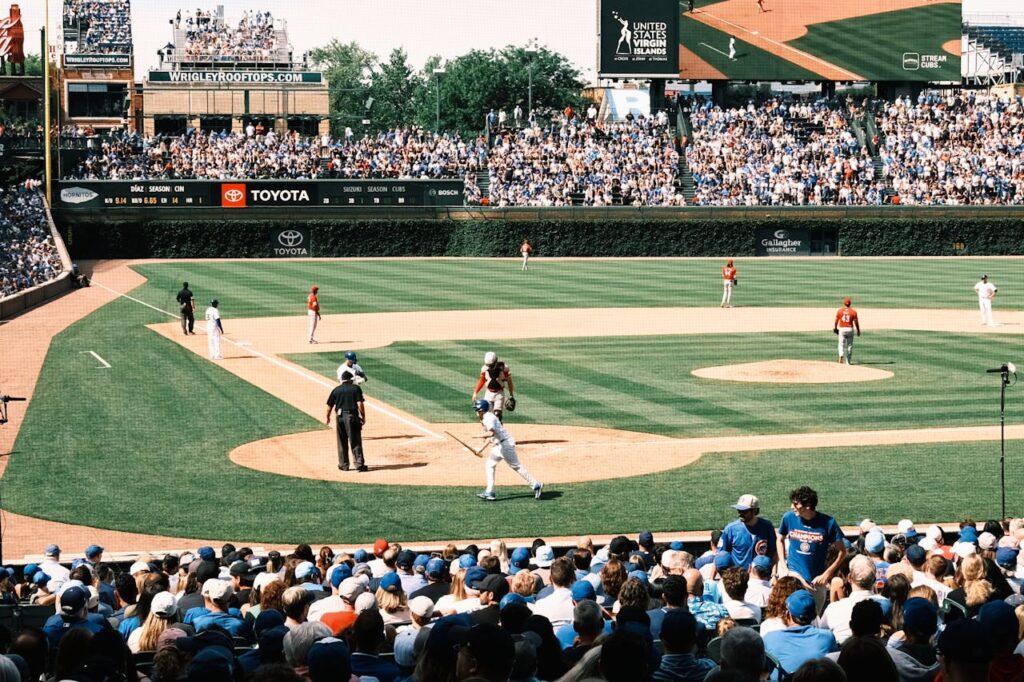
top-left (506, 396), bottom-right (517, 412)
top-left (833, 329), bottom-right (839, 335)
top-left (732, 279), bottom-right (738, 287)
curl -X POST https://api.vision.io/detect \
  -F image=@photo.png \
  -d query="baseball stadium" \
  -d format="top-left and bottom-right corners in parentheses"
top-left (0, 0), bottom-right (1023, 678)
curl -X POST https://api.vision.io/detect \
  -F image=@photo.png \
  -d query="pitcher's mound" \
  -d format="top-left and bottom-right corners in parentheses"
top-left (692, 359), bottom-right (893, 384)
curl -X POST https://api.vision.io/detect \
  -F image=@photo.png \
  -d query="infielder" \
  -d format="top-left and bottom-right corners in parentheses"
top-left (307, 285), bottom-right (321, 343)
top-left (474, 399), bottom-right (542, 501)
top-left (721, 259), bottom-right (737, 308)
top-left (205, 299), bottom-right (224, 359)
top-left (336, 352), bottom-right (368, 384)
top-left (472, 352), bottom-right (515, 420)
top-left (974, 274), bottom-right (997, 326)
top-left (833, 296), bottom-right (860, 364)
top-left (521, 239), bottom-right (533, 270)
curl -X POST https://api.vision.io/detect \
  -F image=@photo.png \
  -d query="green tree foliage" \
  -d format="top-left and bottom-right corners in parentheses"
top-left (307, 40), bottom-right (376, 136)
top-left (366, 48), bottom-right (425, 132)
top-left (23, 54), bottom-right (44, 76)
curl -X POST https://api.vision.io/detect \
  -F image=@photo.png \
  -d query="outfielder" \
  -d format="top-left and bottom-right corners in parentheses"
top-left (974, 274), bottom-right (997, 326)
top-left (307, 285), bottom-right (321, 343)
top-left (337, 352), bottom-right (368, 384)
top-left (474, 399), bottom-right (542, 501)
top-left (721, 259), bottom-right (737, 308)
top-left (472, 352), bottom-right (515, 420)
top-left (204, 299), bottom-right (224, 359)
top-left (833, 297), bottom-right (860, 364)
top-left (521, 239), bottom-right (533, 270)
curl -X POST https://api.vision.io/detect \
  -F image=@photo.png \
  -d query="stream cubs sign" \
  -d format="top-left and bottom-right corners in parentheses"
top-left (599, 0), bottom-right (679, 78)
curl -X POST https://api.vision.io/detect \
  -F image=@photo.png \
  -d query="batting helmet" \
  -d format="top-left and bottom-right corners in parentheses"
top-left (345, 352), bottom-right (357, 361)
top-left (210, 299), bottom-right (219, 306)
top-left (484, 352), bottom-right (497, 366)
top-left (474, 399), bottom-right (490, 413)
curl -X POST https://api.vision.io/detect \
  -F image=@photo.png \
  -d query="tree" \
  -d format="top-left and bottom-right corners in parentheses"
top-left (23, 54), bottom-right (43, 76)
top-left (307, 40), bottom-right (376, 136)
top-left (366, 48), bottom-right (425, 132)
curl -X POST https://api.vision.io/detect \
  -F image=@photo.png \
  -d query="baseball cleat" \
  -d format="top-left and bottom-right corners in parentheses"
top-left (534, 483), bottom-right (544, 500)
top-left (477, 491), bottom-right (496, 501)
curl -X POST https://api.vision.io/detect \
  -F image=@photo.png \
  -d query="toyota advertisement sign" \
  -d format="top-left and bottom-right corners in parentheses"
top-left (270, 228), bottom-right (311, 257)
top-left (755, 227), bottom-right (811, 256)
top-left (54, 180), bottom-right (465, 208)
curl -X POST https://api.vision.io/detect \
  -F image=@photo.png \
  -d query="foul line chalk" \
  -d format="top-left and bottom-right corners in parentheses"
top-left (91, 281), bottom-right (446, 441)
top-left (80, 350), bottom-right (111, 369)
top-left (699, 42), bottom-right (732, 58)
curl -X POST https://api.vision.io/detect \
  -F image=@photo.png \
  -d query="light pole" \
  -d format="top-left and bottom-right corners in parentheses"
top-left (433, 67), bottom-right (445, 132)
top-left (526, 41), bottom-right (537, 123)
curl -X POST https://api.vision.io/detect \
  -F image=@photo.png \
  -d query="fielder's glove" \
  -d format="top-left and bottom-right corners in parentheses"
top-left (833, 329), bottom-right (839, 335)
top-left (506, 396), bottom-right (517, 412)
top-left (733, 279), bottom-right (738, 287)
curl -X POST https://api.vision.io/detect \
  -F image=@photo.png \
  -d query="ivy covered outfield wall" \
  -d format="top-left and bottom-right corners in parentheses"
top-left (53, 213), bottom-right (1024, 259)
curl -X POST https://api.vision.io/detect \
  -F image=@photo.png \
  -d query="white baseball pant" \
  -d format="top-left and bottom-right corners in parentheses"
top-left (838, 328), bottom-right (854, 364)
top-left (308, 310), bottom-right (319, 341)
top-left (979, 298), bottom-right (993, 326)
top-left (485, 440), bottom-right (538, 494)
top-left (722, 280), bottom-right (733, 306)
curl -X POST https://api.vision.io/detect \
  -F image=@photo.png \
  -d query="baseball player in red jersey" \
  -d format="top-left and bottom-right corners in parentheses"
top-left (521, 239), bottom-right (533, 270)
top-left (721, 259), bottom-right (737, 307)
top-left (757, 0), bottom-right (766, 12)
top-left (307, 286), bottom-right (321, 344)
top-left (472, 352), bottom-right (515, 420)
top-left (833, 297), bottom-right (861, 364)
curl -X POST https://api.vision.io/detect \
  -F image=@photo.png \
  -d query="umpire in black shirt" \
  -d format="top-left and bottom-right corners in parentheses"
top-left (326, 371), bottom-right (367, 471)
top-left (176, 281), bottom-right (196, 335)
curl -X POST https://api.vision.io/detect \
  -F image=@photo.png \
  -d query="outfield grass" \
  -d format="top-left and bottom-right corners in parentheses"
top-left (788, 4), bottom-right (962, 82)
top-left (678, 14), bottom-right (819, 81)
top-left (5, 258), bottom-right (1022, 543)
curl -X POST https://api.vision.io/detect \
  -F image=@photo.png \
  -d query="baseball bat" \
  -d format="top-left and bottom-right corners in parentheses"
top-left (444, 431), bottom-right (485, 458)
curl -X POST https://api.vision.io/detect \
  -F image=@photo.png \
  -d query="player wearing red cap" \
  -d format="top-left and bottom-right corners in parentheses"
top-left (833, 297), bottom-right (860, 364)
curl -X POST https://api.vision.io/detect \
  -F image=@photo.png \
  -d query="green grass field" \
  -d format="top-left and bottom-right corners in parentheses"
top-left (788, 4), bottom-right (962, 82)
top-left (679, 14), bottom-right (819, 81)
top-left (5, 258), bottom-right (1022, 543)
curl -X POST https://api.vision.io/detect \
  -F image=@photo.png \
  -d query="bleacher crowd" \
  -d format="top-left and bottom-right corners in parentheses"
top-left (178, 10), bottom-right (279, 62)
top-left (0, 183), bottom-right (63, 298)
top-left (5, 486), bottom-right (1024, 681)
top-left (63, 0), bottom-right (133, 54)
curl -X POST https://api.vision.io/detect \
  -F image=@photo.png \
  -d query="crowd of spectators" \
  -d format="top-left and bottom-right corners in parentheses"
top-left (876, 92), bottom-right (1024, 205)
top-left (485, 115), bottom-right (684, 207)
top-left (64, 127), bottom-right (489, 183)
top-left (177, 9), bottom-right (280, 62)
top-left (685, 98), bottom-right (884, 206)
top-left (63, 0), bottom-right (133, 54)
top-left (8, 487), bottom-right (1024, 681)
top-left (0, 181), bottom-right (63, 298)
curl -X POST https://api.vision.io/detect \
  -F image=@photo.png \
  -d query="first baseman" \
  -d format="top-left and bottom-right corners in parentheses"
top-left (472, 352), bottom-right (514, 420)
top-left (974, 274), bottom-right (997, 326)
top-left (307, 285), bottom-right (321, 343)
top-left (721, 259), bottom-right (737, 307)
top-left (474, 399), bottom-right (542, 501)
top-left (204, 299), bottom-right (224, 359)
top-left (833, 296), bottom-right (860, 364)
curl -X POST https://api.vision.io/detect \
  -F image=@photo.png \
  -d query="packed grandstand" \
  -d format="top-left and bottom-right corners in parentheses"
top-left (57, 91), bottom-right (1024, 206)
top-left (3, 513), bottom-right (1024, 681)
top-left (62, 0), bottom-right (133, 54)
top-left (0, 183), bottom-right (63, 298)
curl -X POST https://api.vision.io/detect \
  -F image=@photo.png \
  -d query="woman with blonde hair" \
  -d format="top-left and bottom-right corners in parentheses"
top-left (376, 573), bottom-right (411, 624)
top-left (127, 591), bottom-right (178, 653)
top-left (512, 569), bottom-right (539, 599)
top-left (435, 567), bottom-right (468, 614)
top-left (490, 540), bottom-right (510, 574)
top-left (945, 553), bottom-right (995, 620)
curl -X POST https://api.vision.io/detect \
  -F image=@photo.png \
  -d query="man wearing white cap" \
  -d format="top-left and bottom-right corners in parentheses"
top-left (718, 494), bottom-right (777, 572)
top-left (974, 274), bottom-right (997, 326)
top-left (193, 579), bottom-right (244, 635)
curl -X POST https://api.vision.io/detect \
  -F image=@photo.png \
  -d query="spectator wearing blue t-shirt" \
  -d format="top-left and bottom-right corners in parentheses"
top-left (718, 494), bottom-right (778, 571)
top-left (776, 486), bottom-right (846, 610)
top-left (762, 590), bottom-right (838, 679)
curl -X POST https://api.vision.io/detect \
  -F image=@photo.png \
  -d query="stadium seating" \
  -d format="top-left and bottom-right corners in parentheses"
top-left (0, 183), bottom-right (64, 298)
top-left (63, 0), bottom-right (133, 54)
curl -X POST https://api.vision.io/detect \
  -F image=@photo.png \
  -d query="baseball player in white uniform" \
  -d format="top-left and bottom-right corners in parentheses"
top-left (975, 275), bottom-right (997, 326)
top-left (472, 352), bottom-right (514, 419)
top-left (337, 352), bottom-right (368, 384)
top-left (204, 299), bottom-right (224, 359)
top-left (474, 399), bottom-right (542, 501)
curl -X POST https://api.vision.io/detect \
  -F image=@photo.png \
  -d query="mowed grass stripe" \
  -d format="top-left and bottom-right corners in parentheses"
top-left (133, 259), bottom-right (1018, 314)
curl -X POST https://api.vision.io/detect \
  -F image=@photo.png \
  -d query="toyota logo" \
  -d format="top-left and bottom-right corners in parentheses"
top-left (774, 229), bottom-right (789, 239)
top-left (224, 189), bottom-right (244, 203)
top-left (278, 230), bottom-right (304, 247)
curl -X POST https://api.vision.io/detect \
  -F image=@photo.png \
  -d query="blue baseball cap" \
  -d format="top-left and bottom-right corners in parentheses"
top-left (44, 545), bottom-right (61, 557)
top-left (628, 570), bottom-right (649, 585)
top-left (500, 593), bottom-right (528, 609)
top-left (426, 558), bottom-right (446, 580)
top-left (197, 546), bottom-right (215, 561)
top-left (329, 563), bottom-right (352, 589)
top-left (959, 527), bottom-right (978, 544)
top-left (32, 571), bottom-right (49, 586)
top-left (571, 580), bottom-right (596, 602)
top-left (510, 547), bottom-right (531, 572)
top-left (379, 572), bottom-right (402, 593)
top-left (23, 563), bottom-right (38, 578)
top-left (413, 554), bottom-right (431, 572)
top-left (638, 531), bottom-right (654, 549)
top-left (669, 541), bottom-right (685, 551)
top-left (995, 547), bottom-right (1019, 569)
top-left (786, 590), bottom-right (817, 622)
top-left (902, 597), bottom-right (937, 636)
top-left (751, 556), bottom-right (772, 572)
top-left (84, 545), bottom-right (103, 559)
top-left (353, 549), bottom-right (369, 563)
top-left (714, 552), bottom-right (734, 572)
top-left (458, 554), bottom-right (477, 569)
top-left (464, 567), bottom-right (488, 589)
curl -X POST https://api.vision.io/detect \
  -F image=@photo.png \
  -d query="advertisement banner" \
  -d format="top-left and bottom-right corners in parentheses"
top-left (269, 227), bottom-right (311, 257)
top-left (64, 54), bottom-right (133, 68)
top-left (54, 180), bottom-right (465, 208)
top-left (599, 0), bottom-right (679, 77)
top-left (755, 227), bottom-right (811, 256)
top-left (148, 71), bottom-right (323, 84)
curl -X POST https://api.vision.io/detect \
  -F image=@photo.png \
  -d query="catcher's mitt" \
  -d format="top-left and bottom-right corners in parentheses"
top-left (506, 395), bottom-right (517, 412)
